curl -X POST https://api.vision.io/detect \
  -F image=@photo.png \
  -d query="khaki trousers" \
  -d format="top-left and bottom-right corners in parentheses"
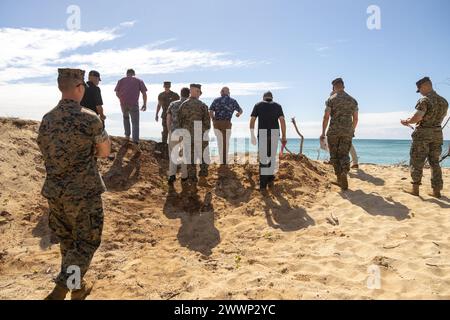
top-left (213, 120), bottom-right (232, 165)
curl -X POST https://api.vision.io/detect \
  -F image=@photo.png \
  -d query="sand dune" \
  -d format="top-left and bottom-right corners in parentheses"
top-left (0, 117), bottom-right (449, 300)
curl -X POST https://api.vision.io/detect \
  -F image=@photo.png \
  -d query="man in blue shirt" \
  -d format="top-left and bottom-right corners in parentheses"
top-left (209, 87), bottom-right (243, 165)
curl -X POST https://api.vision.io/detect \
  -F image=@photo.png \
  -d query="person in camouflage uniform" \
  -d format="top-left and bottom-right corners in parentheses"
top-left (401, 77), bottom-right (448, 198)
top-left (166, 87), bottom-right (190, 184)
top-left (321, 78), bottom-right (359, 190)
top-left (37, 68), bottom-right (111, 300)
top-left (156, 81), bottom-right (180, 144)
top-left (178, 84), bottom-right (211, 184)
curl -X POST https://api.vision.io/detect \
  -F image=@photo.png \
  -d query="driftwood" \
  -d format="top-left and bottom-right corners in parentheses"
top-left (291, 117), bottom-right (304, 155)
top-left (441, 117), bottom-right (450, 162)
top-left (281, 142), bottom-right (293, 155)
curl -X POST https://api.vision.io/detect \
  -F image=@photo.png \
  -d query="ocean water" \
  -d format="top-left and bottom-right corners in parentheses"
top-left (147, 137), bottom-right (450, 167)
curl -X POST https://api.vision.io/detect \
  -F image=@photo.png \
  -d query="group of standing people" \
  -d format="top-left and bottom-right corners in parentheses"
top-left (163, 83), bottom-right (287, 192)
top-left (36, 67), bottom-right (447, 300)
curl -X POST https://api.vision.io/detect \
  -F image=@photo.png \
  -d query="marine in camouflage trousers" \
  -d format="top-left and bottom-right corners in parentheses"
top-left (410, 135), bottom-right (443, 190)
top-left (185, 139), bottom-right (210, 181)
top-left (327, 135), bottom-right (353, 176)
top-left (47, 194), bottom-right (104, 289)
top-left (161, 112), bottom-right (169, 144)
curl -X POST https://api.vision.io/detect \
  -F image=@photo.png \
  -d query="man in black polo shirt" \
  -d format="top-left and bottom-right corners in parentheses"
top-left (250, 91), bottom-right (287, 191)
top-left (81, 70), bottom-right (106, 124)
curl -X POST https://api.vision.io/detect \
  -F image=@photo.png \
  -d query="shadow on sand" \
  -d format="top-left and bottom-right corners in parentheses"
top-left (349, 169), bottom-right (385, 186)
top-left (103, 144), bottom-right (141, 191)
top-left (163, 184), bottom-right (220, 256)
top-left (32, 211), bottom-right (59, 250)
top-left (420, 195), bottom-right (450, 209)
top-left (262, 190), bottom-right (315, 232)
top-left (214, 165), bottom-right (253, 205)
top-left (340, 190), bottom-right (411, 221)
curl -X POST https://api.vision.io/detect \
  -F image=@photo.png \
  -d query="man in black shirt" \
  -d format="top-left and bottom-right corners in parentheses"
top-left (81, 70), bottom-right (106, 123)
top-left (250, 91), bottom-right (287, 191)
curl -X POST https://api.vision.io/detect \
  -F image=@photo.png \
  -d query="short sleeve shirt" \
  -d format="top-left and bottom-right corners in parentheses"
top-left (167, 98), bottom-right (188, 132)
top-left (325, 91), bottom-right (358, 137)
top-left (415, 91), bottom-right (448, 128)
top-left (251, 101), bottom-right (284, 132)
top-left (115, 77), bottom-right (147, 107)
top-left (158, 91), bottom-right (181, 116)
top-left (209, 96), bottom-right (243, 121)
top-left (80, 81), bottom-right (103, 114)
top-left (37, 99), bottom-right (109, 199)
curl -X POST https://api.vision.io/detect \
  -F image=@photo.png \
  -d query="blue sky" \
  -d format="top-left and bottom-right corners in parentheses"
top-left (0, 0), bottom-right (449, 139)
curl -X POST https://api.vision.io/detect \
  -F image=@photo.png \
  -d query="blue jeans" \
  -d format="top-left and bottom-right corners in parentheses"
top-left (121, 105), bottom-right (140, 143)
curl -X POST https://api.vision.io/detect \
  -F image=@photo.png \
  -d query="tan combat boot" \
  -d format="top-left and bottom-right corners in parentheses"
top-left (404, 184), bottom-right (420, 196)
top-left (44, 284), bottom-right (69, 300)
top-left (71, 281), bottom-right (94, 300)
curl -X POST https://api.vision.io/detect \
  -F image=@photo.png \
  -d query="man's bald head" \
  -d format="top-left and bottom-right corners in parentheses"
top-left (221, 87), bottom-right (230, 97)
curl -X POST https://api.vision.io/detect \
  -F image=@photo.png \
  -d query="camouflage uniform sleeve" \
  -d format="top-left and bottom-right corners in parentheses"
top-left (178, 104), bottom-right (186, 128)
top-left (203, 103), bottom-right (211, 130)
top-left (91, 115), bottom-right (109, 144)
top-left (167, 103), bottom-right (173, 116)
top-left (353, 98), bottom-right (359, 112)
top-left (36, 116), bottom-right (48, 151)
top-left (415, 97), bottom-right (429, 117)
top-left (325, 98), bottom-right (332, 113)
top-left (444, 97), bottom-right (449, 111)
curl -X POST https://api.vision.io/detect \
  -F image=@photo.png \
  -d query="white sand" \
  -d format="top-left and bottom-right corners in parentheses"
top-left (0, 118), bottom-right (449, 300)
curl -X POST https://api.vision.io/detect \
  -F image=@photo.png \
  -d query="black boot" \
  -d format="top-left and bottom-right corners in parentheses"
top-left (168, 175), bottom-right (176, 185)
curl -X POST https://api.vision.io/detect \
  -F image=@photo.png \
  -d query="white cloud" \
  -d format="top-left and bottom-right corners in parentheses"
top-left (0, 24), bottom-right (256, 84)
top-left (288, 111), bottom-right (430, 140)
top-left (55, 47), bottom-right (253, 77)
top-left (2, 81), bottom-right (446, 140)
top-left (316, 46), bottom-right (330, 52)
top-left (224, 112), bottom-right (449, 140)
top-left (118, 21), bottom-right (137, 28)
top-left (0, 27), bottom-right (120, 83)
top-left (0, 81), bottom-right (288, 124)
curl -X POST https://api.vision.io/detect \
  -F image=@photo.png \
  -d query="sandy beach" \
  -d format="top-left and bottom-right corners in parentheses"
top-left (0, 117), bottom-right (449, 300)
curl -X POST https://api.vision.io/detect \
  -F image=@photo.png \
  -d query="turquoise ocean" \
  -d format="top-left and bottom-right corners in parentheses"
top-left (149, 138), bottom-right (450, 168)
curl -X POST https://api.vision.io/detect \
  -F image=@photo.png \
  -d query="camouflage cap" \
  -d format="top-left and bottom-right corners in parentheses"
top-left (416, 77), bottom-right (431, 93)
top-left (190, 83), bottom-right (201, 90)
top-left (332, 78), bottom-right (344, 86)
top-left (164, 81), bottom-right (172, 86)
top-left (58, 68), bottom-right (85, 83)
